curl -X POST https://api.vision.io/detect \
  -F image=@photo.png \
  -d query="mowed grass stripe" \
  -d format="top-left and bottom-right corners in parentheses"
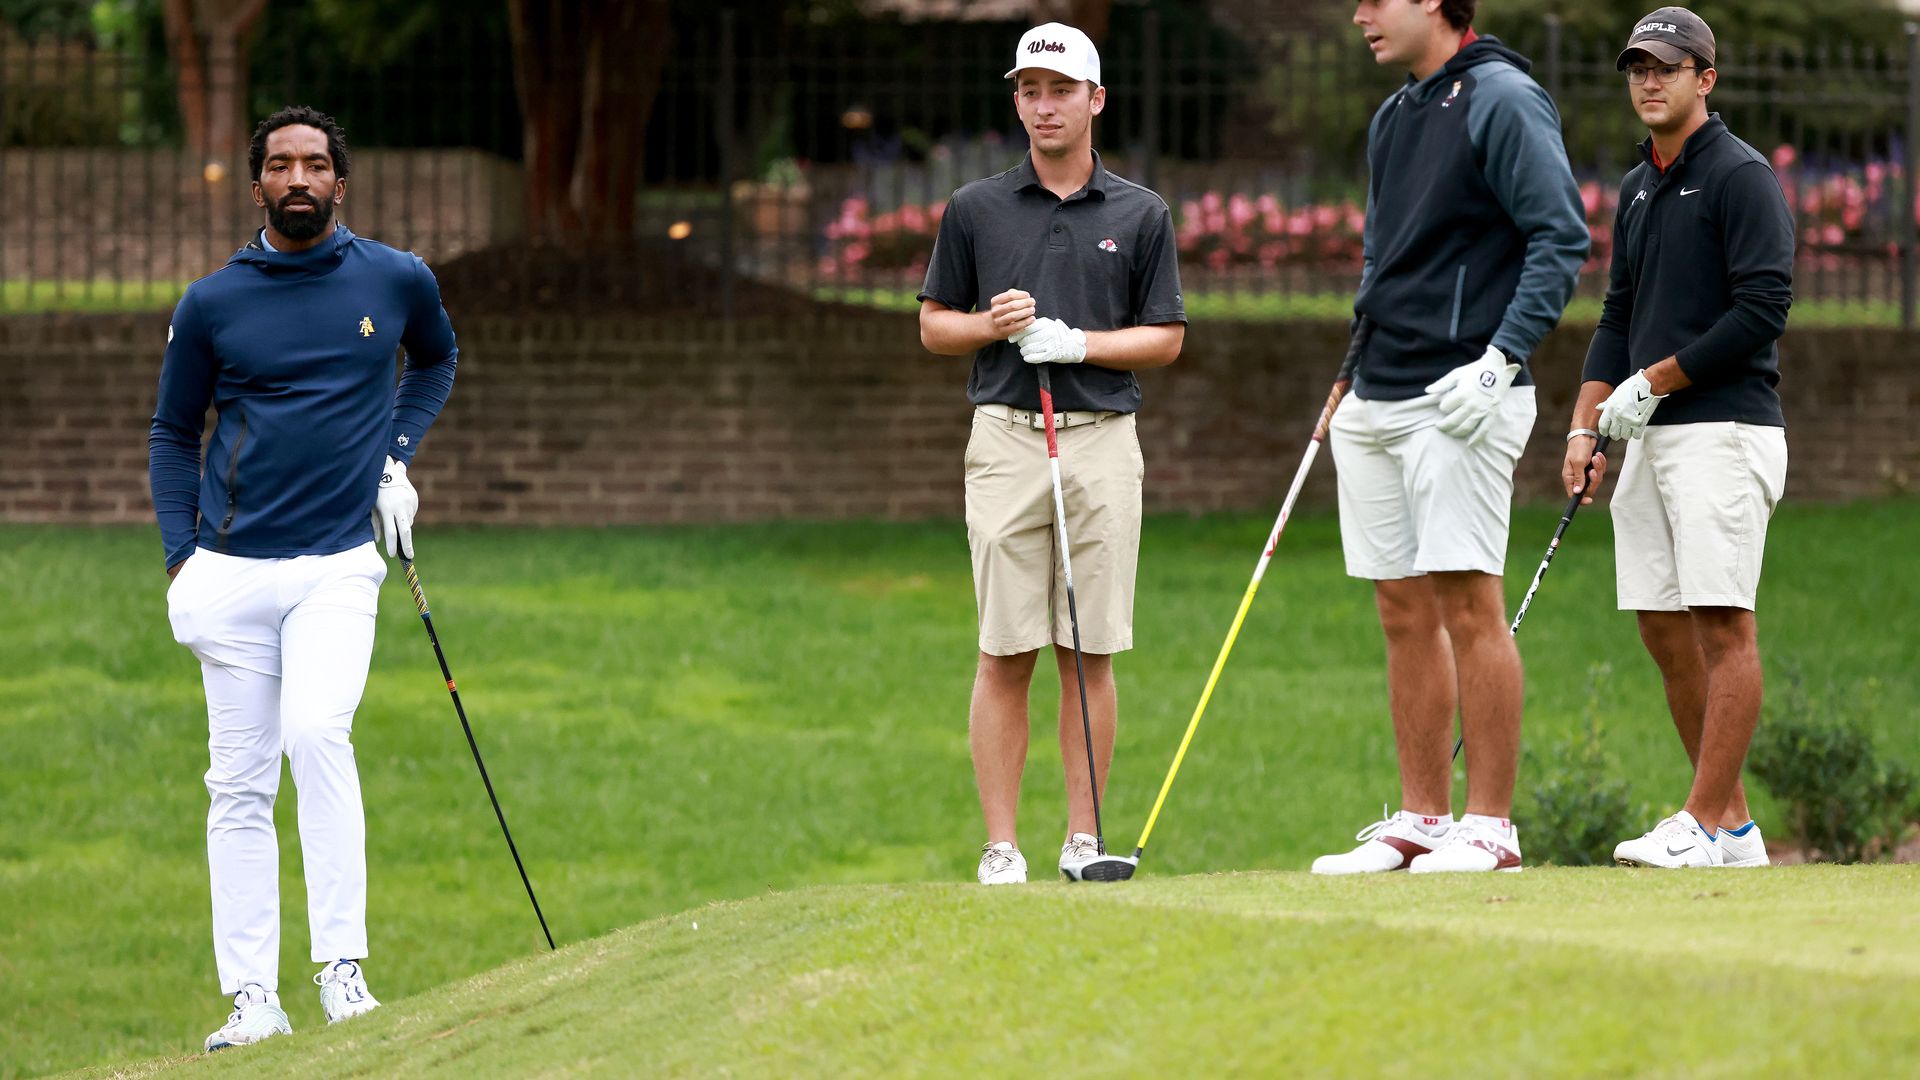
top-left (63, 869), bottom-right (1920, 1079)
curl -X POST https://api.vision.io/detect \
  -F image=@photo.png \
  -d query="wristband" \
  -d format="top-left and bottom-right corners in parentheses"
top-left (1566, 428), bottom-right (1599, 442)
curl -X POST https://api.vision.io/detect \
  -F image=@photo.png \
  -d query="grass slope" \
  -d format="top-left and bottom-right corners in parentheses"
top-left (65, 867), bottom-right (1920, 1078)
top-left (3, 506), bottom-right (1917, 1076)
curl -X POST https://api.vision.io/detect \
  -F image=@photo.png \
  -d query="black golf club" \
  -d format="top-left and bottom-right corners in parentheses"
top-left (401, 557), bottom-right (557, 949)
top-left (1036, 366), bottom-right (1138, 882)
top-left (1451, 435), bottom-right (1612, 761)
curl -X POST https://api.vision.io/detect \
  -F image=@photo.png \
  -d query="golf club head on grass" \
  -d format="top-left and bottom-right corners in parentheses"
top-left (1062, 854), bottom-right (1139, 882)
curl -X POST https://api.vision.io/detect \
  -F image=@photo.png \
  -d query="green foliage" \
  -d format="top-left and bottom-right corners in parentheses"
top-left (1519, 663), bottom-right (1644, 865)
top-left (1748, 668), bottom-right (1920, 863)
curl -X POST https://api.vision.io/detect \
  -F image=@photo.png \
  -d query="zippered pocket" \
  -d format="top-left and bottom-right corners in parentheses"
top-left (216, 410), bottom-right (248, 552)
top-left (1448, 264), bottom-right (1466, 342)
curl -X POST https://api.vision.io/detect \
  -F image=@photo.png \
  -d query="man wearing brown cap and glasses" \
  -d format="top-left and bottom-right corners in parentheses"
top-left (1568, 7), bottom-right (1795, 869)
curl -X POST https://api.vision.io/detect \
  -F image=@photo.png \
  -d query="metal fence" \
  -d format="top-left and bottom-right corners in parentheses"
top-left (3, 7), bottom-right (1917, 326)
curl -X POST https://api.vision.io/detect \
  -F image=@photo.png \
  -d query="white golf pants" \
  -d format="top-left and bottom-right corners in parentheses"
top-left (166, 542), bottom-right (385, 993)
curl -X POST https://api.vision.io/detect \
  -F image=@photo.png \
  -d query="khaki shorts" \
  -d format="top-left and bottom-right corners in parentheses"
top-left (1611, 421), bottom-right (1788, 611)
top-left (965, 406), bottom-right (1143, 656)
top-left (1329, 388), bottom-right (1538, 579)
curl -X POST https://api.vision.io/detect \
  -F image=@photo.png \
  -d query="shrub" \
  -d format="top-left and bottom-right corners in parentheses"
top-left (1519, 663), bottom-right (1643, 866)
top-left (1747, 670), bottom-right (1919, 863)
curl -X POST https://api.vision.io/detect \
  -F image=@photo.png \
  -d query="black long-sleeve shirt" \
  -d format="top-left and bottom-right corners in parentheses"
top-left (1583, 115), bottom-right (1794, 426)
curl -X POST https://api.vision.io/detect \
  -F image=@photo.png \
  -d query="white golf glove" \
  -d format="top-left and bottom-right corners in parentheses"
top-left (1013, 317), bottom-right (1086, 365)
top-left (1596, 370), bottom-right (1666, 441)
top-left (1424, 344), bottom-right (1521, 445)
top-left (372, 455), bottom-right (418, 559)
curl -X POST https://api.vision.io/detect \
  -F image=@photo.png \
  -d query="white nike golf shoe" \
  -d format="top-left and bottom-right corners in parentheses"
top-left (1059, 832), bottom-right (1101, 877)
top-left (1717, 822), bottom-right (1770, 868)
top-left (204, 983), bottom-right (291, 1052)
top-left (1614, 810), bottom-right (1724, 868)
top-left (1409, 815), bottom-right (1523, 873)
top-left (316, 959), bottom-right (381, 1024)
top-left (978, 841), bottom-right (1027, 885)
top-left (1311, 807), bottom-right (1451, 875)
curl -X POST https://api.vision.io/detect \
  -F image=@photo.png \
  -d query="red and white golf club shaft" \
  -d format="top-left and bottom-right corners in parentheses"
top-left (1036, 365), bottom-right (1109, 854)
top-left (1131, 321), bottom-right (1372, 862)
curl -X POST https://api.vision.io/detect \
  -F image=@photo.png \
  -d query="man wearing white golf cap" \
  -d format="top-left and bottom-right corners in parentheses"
top-left (919, 22), bottom-right (1186, 885)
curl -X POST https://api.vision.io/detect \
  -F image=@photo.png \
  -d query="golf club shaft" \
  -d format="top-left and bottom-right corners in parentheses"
top-left (402, 559), bottom-right (557, 951)
top-left (1449, 435), bottom-right (1611, 761)
top-left (1036, 367), bottom-right (1107, 852)
top-left (1132, 323), bottom-right (1370, 861)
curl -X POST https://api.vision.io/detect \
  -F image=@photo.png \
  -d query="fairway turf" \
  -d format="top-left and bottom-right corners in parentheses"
top-left (53, 868), bottom-right (1920, 1078)
top-left (3, 505), bottom-right (1917, 1076)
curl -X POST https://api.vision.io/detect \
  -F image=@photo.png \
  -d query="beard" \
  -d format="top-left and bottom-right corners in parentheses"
top-left (266, 191), bottom-right (335, 241)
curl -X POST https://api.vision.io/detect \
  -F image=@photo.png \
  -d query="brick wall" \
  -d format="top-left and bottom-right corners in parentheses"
top-left (2, 314), bottom-right (1915, 527)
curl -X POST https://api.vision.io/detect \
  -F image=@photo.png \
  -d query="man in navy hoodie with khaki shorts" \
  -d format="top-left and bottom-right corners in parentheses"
top-left (1312, 0), bottom-right (1587, 875)
top-left (149, 106), bottom-right (457, 1050)
top-left (1567, 9), bottom-right (1793, 870)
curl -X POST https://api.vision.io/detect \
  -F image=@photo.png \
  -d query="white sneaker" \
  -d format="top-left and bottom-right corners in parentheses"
top-left (1614, 810), bottom-right (1724, 868)
top-left (1718, 822), bottom-right (1770, 868)
top-left (1409, 815), bottom-right (1522, 873)
top-left (977, 841), bottom-right (1027, 885)
top-left (1059, 832), bottom-right (1102, 876)
top-left (315, 959), bottom-right (381, 1023)
top-left (1311, 807), bottom-right (1451, 875)
top-left (204, 983), bottom-right (291, 1052)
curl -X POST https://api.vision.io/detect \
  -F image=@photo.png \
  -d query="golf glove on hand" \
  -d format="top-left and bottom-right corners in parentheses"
top-left (1425, 344), bottom-right (1521, 445)
top-left (372, 456), bottom-right (418, 559)
top-left (1596, 370), bottom-right (1666, 440)
top-left (1015, 317), bottom-right (1087, 365)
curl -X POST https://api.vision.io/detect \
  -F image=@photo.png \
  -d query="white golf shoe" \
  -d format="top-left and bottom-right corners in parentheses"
top-left (1311, 807), bottom-right (1451, 875)
top-left (1717, 821), bottom-right (1770, 868)
top-left (1059, 832), bottom-right (1102, 877)
top-left (1409, 815), bottom-right (1523, 873)
top-left (1614, 810), bottom-right (1724, 868)
top-left (204, 983), bottom-right (291, 1052)
top-left (316, 959), bottom-right (381, 1023)
top-left (977, 841), bottom-right (1027, 885)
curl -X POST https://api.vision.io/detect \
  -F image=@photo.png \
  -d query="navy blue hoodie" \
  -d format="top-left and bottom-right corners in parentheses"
top-left (1353, 36), bottom-right (1588, 399)
top-left (148, 225), bottom-right (458, 569)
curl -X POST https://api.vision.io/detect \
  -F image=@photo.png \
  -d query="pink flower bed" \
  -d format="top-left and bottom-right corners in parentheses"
top-left (816, 150), bottom-right (1918, 284)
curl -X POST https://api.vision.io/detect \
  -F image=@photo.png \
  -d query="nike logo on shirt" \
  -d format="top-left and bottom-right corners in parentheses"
top-left (1681, 187), bottom-right (1702, 196)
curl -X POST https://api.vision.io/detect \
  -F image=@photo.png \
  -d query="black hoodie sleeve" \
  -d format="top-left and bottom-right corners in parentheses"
top-left (1674, 160), bottom-right (1794, 387)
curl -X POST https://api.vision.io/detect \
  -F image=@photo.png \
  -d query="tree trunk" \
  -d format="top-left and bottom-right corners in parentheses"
top-left (508, 0), bottom-right (671, 243)
top-left (162, 0), bottom-right (269, 169)
top-left (1031, 0), bottom-right (1111, 44)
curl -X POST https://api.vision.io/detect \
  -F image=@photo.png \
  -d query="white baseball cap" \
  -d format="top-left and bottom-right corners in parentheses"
top-left (1003, 22), bottom-right (1102, 86)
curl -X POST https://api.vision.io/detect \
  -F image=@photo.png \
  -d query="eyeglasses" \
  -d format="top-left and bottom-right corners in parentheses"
top-left (1626, 63), bottom-right (1699, 86)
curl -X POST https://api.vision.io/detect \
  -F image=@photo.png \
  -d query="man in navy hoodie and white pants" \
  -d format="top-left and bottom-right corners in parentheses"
top-left (149, 106), bottom-right (457, 1051)
top-left (1312, 1), bottom-right (1587, 875)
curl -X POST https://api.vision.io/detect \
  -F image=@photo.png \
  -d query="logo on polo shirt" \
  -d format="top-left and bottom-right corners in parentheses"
top-left (1028, 39), bottom-right (1067, 55)
top-left (1632, 189), bottom-right (1649, 204)
top-left (1098, 238), bottom-right (1119, 253)
top-left (1442, 80), bottom-right (1462, 108)
top-left (359, 316), bottom-right (376, 337)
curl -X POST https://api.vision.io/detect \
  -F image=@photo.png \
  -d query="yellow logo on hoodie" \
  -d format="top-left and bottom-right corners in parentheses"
top-left (359, 316), bottom-right (375, 337)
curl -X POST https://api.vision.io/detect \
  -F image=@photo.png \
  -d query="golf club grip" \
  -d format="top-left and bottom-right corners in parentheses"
top-left (403, 559), bottom-right (430, 617)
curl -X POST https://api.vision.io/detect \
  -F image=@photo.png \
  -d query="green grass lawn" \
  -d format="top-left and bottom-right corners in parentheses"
top-left (3, 506), bottom-right (1917, 1076)
top-left (0, 280), bottom-right (191, 315)
top-left (55, 867), bottom-right (1920, 1079)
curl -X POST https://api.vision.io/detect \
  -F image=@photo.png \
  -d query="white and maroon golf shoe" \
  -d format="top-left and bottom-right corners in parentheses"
top-left (1311, 807), bottom-right (1453, 875)
top-left (1409, 814), bottom-right (1523, 873)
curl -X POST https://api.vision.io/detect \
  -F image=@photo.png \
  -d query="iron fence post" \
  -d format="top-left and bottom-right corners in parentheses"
top-left (719, 8), bottom-right (738, 329)
top-left (1905, 23), bottom-right (1918, 331)
top-left (1142, 5), bottom-right (1161, 193)
top-left (1544, 13), bottom-right (1563, 109)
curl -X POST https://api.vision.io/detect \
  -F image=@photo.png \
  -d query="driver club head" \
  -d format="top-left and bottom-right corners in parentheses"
top-left (1062, 854), bottom-right (1139, 883)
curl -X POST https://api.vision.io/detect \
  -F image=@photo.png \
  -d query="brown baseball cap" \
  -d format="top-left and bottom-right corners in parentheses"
top-left (1616, 7), bottom-right (1716, 70)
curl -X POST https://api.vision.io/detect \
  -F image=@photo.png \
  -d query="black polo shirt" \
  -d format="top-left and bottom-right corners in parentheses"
top-left (918, 151), bottom-right (1185, 414)
top-left (1583, 115), bottom-right (1794, 427)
